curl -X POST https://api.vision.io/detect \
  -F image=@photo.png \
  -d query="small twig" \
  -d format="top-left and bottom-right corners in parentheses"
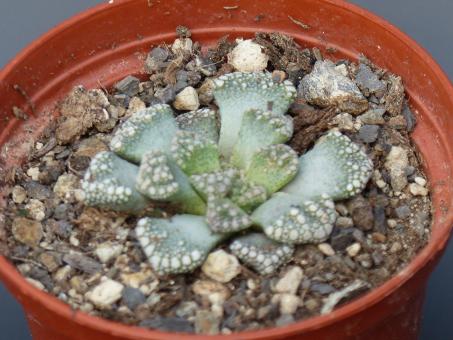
top-left (97, 79), bottom-right (109, 96)
top-left (11, 256), bottom-right (46, 270)
top-left (32, 136), bottom-right (57, 159)
top-left (224, 5), bottom-right (239, 10)
top-left (13, 84), bottom-right (36, 115)
top-left (288, 15), bottom-right (310, 30)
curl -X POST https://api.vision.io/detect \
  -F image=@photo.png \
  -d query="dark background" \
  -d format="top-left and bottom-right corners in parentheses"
top-left (0, 1), bottom-right (451, 339)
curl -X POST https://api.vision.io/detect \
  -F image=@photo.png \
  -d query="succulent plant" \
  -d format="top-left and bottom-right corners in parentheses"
top-left (81, 71), bottom-right (373, 276)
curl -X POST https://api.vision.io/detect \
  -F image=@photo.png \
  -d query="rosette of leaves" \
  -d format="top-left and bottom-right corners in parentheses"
top-left (82, 72), bottom-right (372, 276)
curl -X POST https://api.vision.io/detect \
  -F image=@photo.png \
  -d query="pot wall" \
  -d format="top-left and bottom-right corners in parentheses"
top-left (0, 0), bottom-right (452, 339)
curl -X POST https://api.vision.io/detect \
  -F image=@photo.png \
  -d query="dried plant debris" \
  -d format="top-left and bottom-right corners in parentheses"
top-left (1, 28), bottom-right (431, 335)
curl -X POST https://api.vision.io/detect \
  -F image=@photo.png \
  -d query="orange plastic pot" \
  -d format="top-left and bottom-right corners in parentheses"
top-left (0, 0), bottom-right (452, 339)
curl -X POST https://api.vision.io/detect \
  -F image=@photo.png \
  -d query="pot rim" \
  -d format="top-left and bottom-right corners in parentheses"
top-left (1, 0), bottom-right (453, 339)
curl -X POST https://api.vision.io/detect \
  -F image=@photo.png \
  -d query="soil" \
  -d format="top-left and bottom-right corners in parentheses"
top-left (0, 29), bottom-right (431, 335)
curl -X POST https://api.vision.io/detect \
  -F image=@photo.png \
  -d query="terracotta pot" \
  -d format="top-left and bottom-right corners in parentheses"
top-left (0, 0), bottom-right (452, 339)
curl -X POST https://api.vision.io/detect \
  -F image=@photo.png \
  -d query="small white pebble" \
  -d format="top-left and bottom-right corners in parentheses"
top-left (387, 219), bottom-right (398, 229)
top-left (414, 177), bottom-right (427, 187)
top-left (69, 234), bottom-right (80, 247)
top-left (86, 278), bottom-right (124, 308)
top-left (173, 86), bottom-right (200, 111)
top-left (390, 242), bottom-right (402, 253)
top-left (26, 278), bottom-right (45, 291)
top-left (346, 243), bottom-right (361, 257)
top-left (274, 266), bottom-right (303, 294)
top-left (228, 39), bottom-right (269, 72)
top-left (318, 243), bottom-right (335, 256)
top-left (26, 167), bottom-right (40, 181)
top-left (95, 242), bottom-right (124, 263)
top-left (409, 183), bottom-right (428, 197)
top-left (35, 142), bottom-right (44, 150)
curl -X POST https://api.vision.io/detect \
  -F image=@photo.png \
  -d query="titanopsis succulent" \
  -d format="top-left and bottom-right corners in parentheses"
top-left (82, 71), bottom-right (373, 276)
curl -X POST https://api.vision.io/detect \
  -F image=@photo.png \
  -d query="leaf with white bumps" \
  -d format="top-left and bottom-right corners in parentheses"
top-left (245, 144), bottom-right (299, 195)
top-left (213, 72), bottom-right (296, 157)
top-left (230, 233), bottom-right (294, 275)
top-left (176, 108), bottom-right (219, 143)
top-left (136, 150), bottom-right (179, 200)
top-left (284, 130), bottom-right (373, 201)
top-left (171, 131), bottom-right (221, 176)
top-left (231, 109), bottom-right (293, 169)
top-left (136, 215), bottom-right (224, 275)
top-left (206, 197), bottom-right (253, 233)
top-left (110, 104), bottom-right (178, 163)
top-left (253, 193), bottom-right (337, 244)
top-left (136, 150), bottom-right (206, 214)
top-left (190, 169), bottom-right (236, 200)
top-left (81, 151), bottom-right (149, 212)
top-left (230, 172), bottom-right (268, 213)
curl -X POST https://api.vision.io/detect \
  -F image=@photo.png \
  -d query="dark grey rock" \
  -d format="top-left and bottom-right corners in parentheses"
top-left (355, 63), bottom-right (386, 97)
top-left (330, 227), bottom-right (356, 250)
top-left (63, 253), bottom-right (102, 274)
top-left (187, 70), bottom-right (202, 87)
top-left (154, 85), bottom-right (176, 104)
top-left (53, 204), bottom-right (70, 220)
top-left (359, 125), bottom-right (380, 143)
top-left (310, 282), bottom-right (336, 295)
top-left (402, 103), bottom-right (416, 132)
top-left (174, 80), bottom-right (188, 93)
top-left (175, 70), bottom-right (188, 83)
top-left (405, 166), bottom-right (416, 177)
top-left (24, 181), bottom-right (52, 200)
top-left (358, 108), bottom-right (386, 125)
top-left (373, 205), bottom-right (387, 234)
top-left (150, 47), bottom-right (170, 61)
top-left (395, 205), bottom-right (411, 219)
top-left (28, 267), bottom-right (53, 290)
top-left (122, 287), bottom-right (146, 310)
top-left (348, 196), bottom-right (374, 231)
top-left (53, 220), bottom-right (73, 239)
top-left (114, 76), bottom-right (140, 97)
top-left (140, 316), bottom-right (193, 333)
top-left (112, 94), bottom-right (130, 108)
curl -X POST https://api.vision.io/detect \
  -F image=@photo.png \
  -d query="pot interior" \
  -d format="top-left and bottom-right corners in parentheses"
top-left (0, 0), bottom-right (452, 338)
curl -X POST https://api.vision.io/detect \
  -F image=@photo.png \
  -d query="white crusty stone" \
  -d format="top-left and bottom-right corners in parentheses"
top-left (300, 60), bottom-right (368, 114)
top-left (279, 293), bottom-right (301, 315)
top-left (384, 146), bottom-right (409, 192)
top-left (86, 277), bottom-right (124, 308)
top-left (228, 39), bottom-right (269, 72)
top-left (27, 167), bottom-right (40, 181)
top-left (171, 38), bottom-right (193, 54)
top-left (12, 185), bottom-right (27, 204)
top-left (54, 173), bottom-right (80, 201)
top-left (409, 183), bottom-right (428, 197)
top-left (274, 266), bottom-right (303, 294)
top-left (173, 86), bottom-right (200, 111)
top-left (95, 242), bottom-right (124, 264)
top-left (25, 199), bottom-right (46, 221)
top-left (201, 249), bottom-right (241, 283)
